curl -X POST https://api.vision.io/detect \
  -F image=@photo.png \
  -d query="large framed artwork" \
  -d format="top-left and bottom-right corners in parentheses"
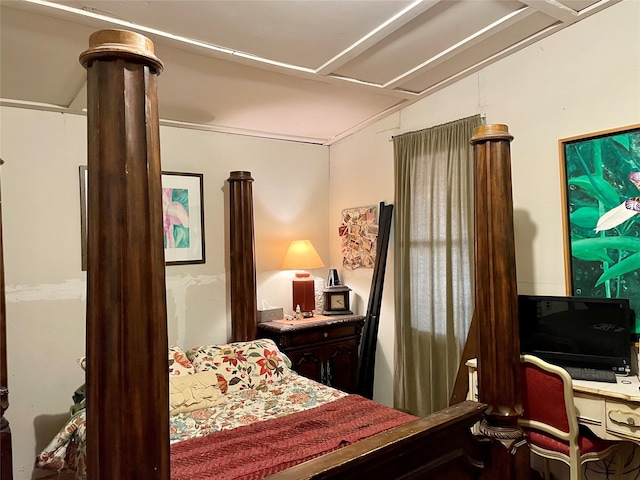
top-left (79, 168), bottom-right (205, 269)
top-left (559, 124), bottom-right (640, 334)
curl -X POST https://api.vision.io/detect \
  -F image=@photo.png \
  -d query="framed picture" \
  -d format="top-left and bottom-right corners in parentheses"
top-left (559, 124), bottom-right (640, 331)
top-left (79, 168), bottom-right (205, 269)
top-left (338, 205), bottom-right (378, 270)
top-left (162, 171), bottom-right (205, 265)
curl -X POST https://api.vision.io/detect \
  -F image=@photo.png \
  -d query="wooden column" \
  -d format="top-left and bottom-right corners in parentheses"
top-left (0, 159), bottom-right (12, 480)
top-left (79, 30), bottom-right (169, 479)
top-left (471, 125), bottom-right (529, 479)
top-left (228, 171), bottom-right (257, 341)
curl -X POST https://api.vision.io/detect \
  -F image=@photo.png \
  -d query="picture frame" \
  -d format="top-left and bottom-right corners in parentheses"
top-left (162, 171), bottom-right (205, 265)
top-left (79, 168), bottom-right (205, 269)
top-left (339, 205), bottom-right (378, 270)
top-left (559, 124), bottom-right (640, 331)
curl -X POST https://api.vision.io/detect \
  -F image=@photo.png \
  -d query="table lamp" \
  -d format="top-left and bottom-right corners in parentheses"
top-left (281, 240), bottom-right (325, 317)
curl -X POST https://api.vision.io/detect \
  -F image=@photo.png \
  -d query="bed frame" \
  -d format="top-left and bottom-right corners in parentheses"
top-left (0, 30), bottom-right (533, 479)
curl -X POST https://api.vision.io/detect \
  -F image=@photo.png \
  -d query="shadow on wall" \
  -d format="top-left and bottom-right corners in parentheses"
top-left (513, 208), bottom-right (537, 291)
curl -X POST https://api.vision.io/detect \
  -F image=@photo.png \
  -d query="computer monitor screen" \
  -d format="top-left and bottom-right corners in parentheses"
top-left (518, 295), bottom-right (632, 374)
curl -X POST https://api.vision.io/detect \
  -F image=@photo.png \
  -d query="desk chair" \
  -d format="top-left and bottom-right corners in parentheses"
top-left (519, 354), bottom-right (622, 480)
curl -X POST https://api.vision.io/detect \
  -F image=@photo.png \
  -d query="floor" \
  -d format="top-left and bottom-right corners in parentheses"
top-left (530, 442), bottom-right (640, 479)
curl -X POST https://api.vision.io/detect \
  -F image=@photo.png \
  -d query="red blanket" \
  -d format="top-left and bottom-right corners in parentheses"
top-left (170, 394), bottom-right (417, 480)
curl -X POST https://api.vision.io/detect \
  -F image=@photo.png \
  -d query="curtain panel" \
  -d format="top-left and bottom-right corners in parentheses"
top-left (393, 114), bottom-right (481, 416)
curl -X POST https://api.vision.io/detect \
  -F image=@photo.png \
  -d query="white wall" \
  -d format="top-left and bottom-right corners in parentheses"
top-left (0, 107), bottom-right (329, 478)
top-left (329, 0), bottom-right (640, 410)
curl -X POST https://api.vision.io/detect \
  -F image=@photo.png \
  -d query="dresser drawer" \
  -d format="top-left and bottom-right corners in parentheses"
top-left (257, 315), bottom-right (364, 391)
top-left (605, 400), bottom-right (640, 441)
top-left (286, 324), bottom-right (359, 347)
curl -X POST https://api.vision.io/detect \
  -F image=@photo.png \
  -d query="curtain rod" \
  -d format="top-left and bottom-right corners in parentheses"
top-left (389, 113), bottom-right (486, 142)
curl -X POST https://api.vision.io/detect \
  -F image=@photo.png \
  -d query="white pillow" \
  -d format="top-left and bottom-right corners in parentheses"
top-left (169, 370), bottom-right (222, 415)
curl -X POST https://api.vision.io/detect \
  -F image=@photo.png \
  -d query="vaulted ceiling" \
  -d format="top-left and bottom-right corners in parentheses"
top-left (0, 0), bottom-right (620, 145)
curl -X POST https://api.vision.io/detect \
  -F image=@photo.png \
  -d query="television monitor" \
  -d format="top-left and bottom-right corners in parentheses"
top-left (518, 295), bottom-right (632, 374)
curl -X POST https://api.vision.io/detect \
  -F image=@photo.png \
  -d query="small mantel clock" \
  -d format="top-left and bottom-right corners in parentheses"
top-left (322, 285), bottom-right (353, 315)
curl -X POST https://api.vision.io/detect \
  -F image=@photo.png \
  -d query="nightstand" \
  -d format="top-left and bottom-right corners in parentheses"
top-left (258, 314), bottom-right (364, 393)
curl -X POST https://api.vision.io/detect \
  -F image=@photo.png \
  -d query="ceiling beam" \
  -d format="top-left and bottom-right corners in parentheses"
top-left (384, 6), bottom-right (538, 90)
top-left (315, 0), bottom-right (440, 76)
top-left (414, 18), bottom-right (573, 97)
top-left (519, 0), bottom-right (578, 23)
top-left (520, 0), bottom-right (623, 24)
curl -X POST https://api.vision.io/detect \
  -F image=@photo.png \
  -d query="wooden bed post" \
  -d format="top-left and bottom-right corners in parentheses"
top-left (228, 171), bottom-right (258, 342)
top-left (471, 125), bottom-right (529, 479)
top-left (0, 159), bottom-right (12, 480)
top-left (79, 30), bottom-right (169, 479)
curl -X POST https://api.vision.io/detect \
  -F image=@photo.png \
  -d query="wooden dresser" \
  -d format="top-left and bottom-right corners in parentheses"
top-left (258, 314), bottom-right (364, 393)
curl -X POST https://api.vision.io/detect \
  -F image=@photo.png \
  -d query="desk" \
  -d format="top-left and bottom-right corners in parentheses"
top-left (466, 358), bottom-right (640, 444)
top-left (573, 377), bottom-right (640, 442)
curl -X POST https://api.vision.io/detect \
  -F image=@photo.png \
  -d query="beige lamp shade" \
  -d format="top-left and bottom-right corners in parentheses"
top-left (281, 240), bottom-right (325, 271)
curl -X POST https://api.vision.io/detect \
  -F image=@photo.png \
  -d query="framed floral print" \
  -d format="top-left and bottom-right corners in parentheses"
top-left (162, 171), bottom-right (205, 265)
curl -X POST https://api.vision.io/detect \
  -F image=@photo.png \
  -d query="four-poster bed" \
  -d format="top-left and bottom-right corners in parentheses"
top-left (27, 29), bottom-right (531, 479)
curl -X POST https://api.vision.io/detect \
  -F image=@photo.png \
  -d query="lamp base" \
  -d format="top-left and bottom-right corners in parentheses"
top-left (292, 272), bottom-right (316, 317)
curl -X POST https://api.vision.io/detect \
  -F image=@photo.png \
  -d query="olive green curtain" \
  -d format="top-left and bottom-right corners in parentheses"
top-left (392, 114), bottom-right (480, 416)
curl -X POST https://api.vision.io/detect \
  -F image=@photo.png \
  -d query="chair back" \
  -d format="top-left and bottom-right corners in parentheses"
top-left (519, 354), bottom-right (579, 443)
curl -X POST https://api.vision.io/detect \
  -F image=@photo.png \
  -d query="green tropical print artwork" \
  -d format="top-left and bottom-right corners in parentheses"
top-left (563, 127), bottom-right (640, 333)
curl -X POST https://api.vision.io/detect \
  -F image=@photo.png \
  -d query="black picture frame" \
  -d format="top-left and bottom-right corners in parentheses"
top-left (162, 171), bottom-right (206, 266)
top-left (79, 167), bottom-right (205, 270)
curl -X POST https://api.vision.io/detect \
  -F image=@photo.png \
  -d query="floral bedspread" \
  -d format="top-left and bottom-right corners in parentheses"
top-left (36, 373), bottom-right (346, 478)
top-left (170, 373), bottom-right (346, 443)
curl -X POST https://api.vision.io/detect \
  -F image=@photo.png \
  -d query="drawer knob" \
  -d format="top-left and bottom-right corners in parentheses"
top-left (323, 332), bottom-right (328, 338)
top-left (608, 409), bottom-right (640, 427)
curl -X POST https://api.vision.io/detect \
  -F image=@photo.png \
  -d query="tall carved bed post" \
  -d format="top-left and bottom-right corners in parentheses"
top-left (471, 125), bottom-right (529, 478)
top-left (228, 171), bottom-right (258, 342)
top-left (79, 31), bottom-right (169, 479)
top-left (0, 159), bottom-right (12, 480)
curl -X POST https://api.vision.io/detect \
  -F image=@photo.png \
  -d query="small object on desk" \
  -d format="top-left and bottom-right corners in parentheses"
top-left (322, 285), bottom-right (353, 315)
top-left (257, 303), bottom-right (284, 323)
top-left (327, 268), bottom-right (340, 287)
